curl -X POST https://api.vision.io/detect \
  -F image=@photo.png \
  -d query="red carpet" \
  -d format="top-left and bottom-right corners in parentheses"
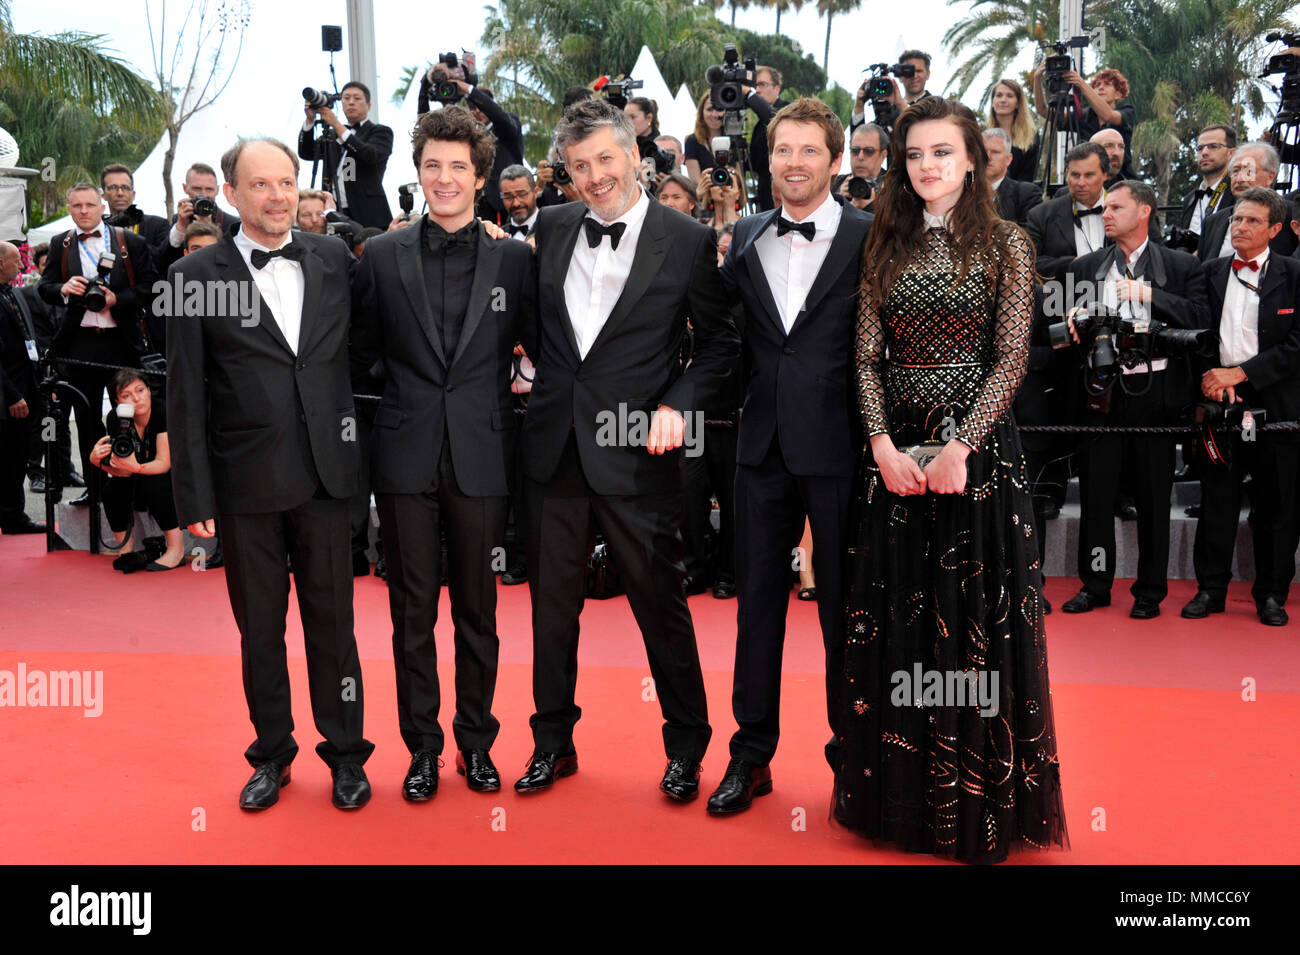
top-left (3, 538), bottom-right (1297, 864)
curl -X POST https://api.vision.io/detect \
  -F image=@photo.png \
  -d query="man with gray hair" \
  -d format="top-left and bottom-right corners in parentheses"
top-left (1198, 142), bottom-right (1298, 261)
top-left (515, 97), bottom-right (739, 800)
top-left (984, 126), bottom-right (1041, 225)
top-left (499, 163), bottom-right (538, 239)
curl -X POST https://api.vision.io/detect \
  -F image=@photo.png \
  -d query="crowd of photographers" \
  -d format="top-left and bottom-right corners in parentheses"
top-left (4, 39), bottom-right (1300, 626)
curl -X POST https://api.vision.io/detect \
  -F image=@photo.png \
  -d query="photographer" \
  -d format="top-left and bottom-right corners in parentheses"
top-left (655, 135), bottom-right (685, 174)
top-left (835, 123), bottom-right (887, 211)
top-left (1033, 64), bottom-right (1136, 175)
top-left (1178, 125), bottom-right (1236, 236)
top-left (984, 127), bottom-right (1041, 225)
top-left (1197, 142), bottom-right (1297, 261)
top-left (89, 369), bottom-right (183, 571)
top-left (696, 164), bottom-right (746, 230)
top-left (656, 172), bottom-right (699, 218)
top-left (850, 49), bottom-right (933, 134)
top-left (499, 164), bottom-right (538, 239)
top-left (37, 182), bottom-right (159, 503)
top-left (1184, 187), bottom-right (1300, 626)
top-left (299, 80), bottom-right (394, 229)
top-left (100, 164), bottom-right (170, 249)
top-left (536, 147), bottom-right (579, 208)
top-left (157, 163), bottom-right (241, 270)
top-left (684, 93), bottom-right (726, 183)
top-left (1060, 180), bottom-right (1210, 619)
top-left (749, 66), bottom-right (790, 211)
top-left (296, 189), bottom-right (329, 234)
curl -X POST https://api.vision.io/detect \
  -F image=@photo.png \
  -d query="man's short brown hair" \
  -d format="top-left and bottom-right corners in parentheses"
top-left (756, 65), bottom-right (782, 87)
top-left (183, 220), bottom-right (223, 247)
top-left (1236, 185), bottom-right (1288, 227)
top-left (186, 162), bottom-right (218, 182)
top-left (766, 97), bottom-right (845, 160)
top-left (298, 188), bottom-right (329, 205)
top-left (100, 163), bottom-right (133, 188)
top-left (411, 105), bottom-right (497, 180)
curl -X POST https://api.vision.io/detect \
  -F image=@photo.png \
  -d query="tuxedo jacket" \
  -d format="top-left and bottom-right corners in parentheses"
top-left (36, 227), bottom-right (159, 357)
top-left (351, 222), bottom-right (537, 496)
top-left (1027, 192), bottom-right (1161, 281)
top-left (522, 197), bottom-right (740, 496)
top-left (0, 286), bottom-right (39, 409)
top-left (995, 177), bottom-right (1043, 226)
top-left (1202, 253), bottom-right (1300, 436)
top-left (1177, 185), bottom-right (1234, 232)
top-left (107, 208), bottom-right (171, 251)
top-left (1197, 203), bottom-right (1298, 263)
top-left (719, 204), bottom-right (872, 477)
top-left (1067, 242), bottom-right (1210, 412)
top-left (298, 119), bottom-right (394, 229)
top-left (165, 231), bottom-right (359, 525)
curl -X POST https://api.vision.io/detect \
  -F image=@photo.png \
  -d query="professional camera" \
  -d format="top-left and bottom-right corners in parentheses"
top-left (862, 62), bottom-right (915, 130)
top-left (324, 209), bottom-right (357, 244)
top-left (192, 196), bottom-right (217, 219)
top-left (1193, 397), bottom-right (1266, 428)
top-left (1163, 224), bottom-right (1200, 253)
top-left (1048, 305), bottom-right (1215, 393)
top-left (596, 74), bottom-right (643, 110)
top-left (1264, 31), bottom-right (1300, 123)
top-left (706, 44), bottom-right (757, 126)
top-left (303, 86), bottom-right (340, 110)
top-left (105, 205), bottom-right (143, 229)
top-left (72, 249), bottom-right (117, 313)
top-left (710, 136), bottom-right (735, 187)
top-left (109, 403), bottom-right (142, 460)
top-left (636, 135), bottom-right (675, 176)
top-left (398, 182), bottom-right (420, 215)
top-left (847, 176), bottom-right (879, 200)
top-left (1041, 41), bottom-right (1075, 96)
top-left (552, 161), bottom-right (571, 186)
top-left (427, 51), bottom-right (479, 105)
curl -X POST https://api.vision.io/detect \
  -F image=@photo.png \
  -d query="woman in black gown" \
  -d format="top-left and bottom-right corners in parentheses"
top-left (831, 96), bottom-right (1068, 864)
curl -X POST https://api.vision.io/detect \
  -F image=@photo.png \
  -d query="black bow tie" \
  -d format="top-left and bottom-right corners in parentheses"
top-left (1073, 205), bottom-right (1102, 223)
top-left (776, 217), bottom-right (816, 241)
top-left (584, 218), bottom-right (626, 250)
top-left (1195, 187), bottom-right (1213, 200)
top-left (250, 243), bottom-right (306, 270)
top-left (508, 222), bottom-right (530, 237)
top-left (425, 219), bottom-right (477, 253)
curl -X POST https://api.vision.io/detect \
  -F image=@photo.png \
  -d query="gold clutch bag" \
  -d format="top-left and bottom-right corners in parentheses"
top-left (896, 441), bottom-right (947, 469)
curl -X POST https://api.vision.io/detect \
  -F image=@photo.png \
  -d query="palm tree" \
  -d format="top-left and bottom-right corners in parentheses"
top-left (941, 0), bottom-right (1055, 106)
top-left (816, 0), bottom-right (862, 74)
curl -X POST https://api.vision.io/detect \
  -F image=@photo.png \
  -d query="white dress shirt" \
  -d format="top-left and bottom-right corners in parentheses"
top-left (1217, 223), bottom-right (1237, 260)
top-left (754, 191), bottom-right (842, 334)
top-left (1101, 239), bottom-right (1166, 373)
top-left (563, 187), bottom-right (651, 359)
top-left (234, 229), bottom-right (305, 354)
top-left (69, 228), bottom-right (116, 329)
top-left (1189, 174), bottom-right (1226, 235)
top-left (1219, 247), bottom-right (1268, 367)
top-left (1073, 194), bottom-right (1106, 257)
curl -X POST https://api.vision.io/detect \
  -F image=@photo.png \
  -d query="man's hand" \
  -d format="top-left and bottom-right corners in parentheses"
top-left (60, 276), bottom-right (88, 298)
top-left (647, 404), bottom-right (685, 455)
top-left (537, 161), bottom-right (555, 186)
top-left (855, 81), bottom-right (869, 109)
top-left (102, 288), bottom-right (117, 309)
top-left (1202, 366), bottom-right (1246, 402)
top-left (480, 219), bottom-right (508, 241)
top-left (188, 519), bottom-right (216, 538)
top-left (1114, 277), bottom-right (1151, 304)
top-left (1064, 69), bottom-right (1085, 89)
top-left (1066, 305), bottom-right (1086, 344)
top-left (303, 101), bottom-right (319, 122)
top-left (7, 398), bottom-right (28, 419)
top-left (387, 215), bottom-right (412, 232)
top-left (176, 197), bottom-right (195, 229)
top-left (454, 80), bottom-right (472, 96)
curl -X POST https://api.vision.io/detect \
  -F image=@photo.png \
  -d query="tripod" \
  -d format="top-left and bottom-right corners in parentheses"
top-left (1035, 84), bottom-right (1083, 197)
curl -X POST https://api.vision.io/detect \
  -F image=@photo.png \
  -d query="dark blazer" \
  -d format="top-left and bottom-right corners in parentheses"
top-left (1, 287), bottom-right (39, 409)
top-left (464, 88), bottom-right (525, 221)
top-left (995, 176), bottom-right (1043, 225)
top-left (1067, 241), bottom-right (1210, 411)
top-left (1177, 183), bottom-right (1234, 232)
top-left (1198, 203), bottom-right (1298, 263)
top-left (719, 203), bottom-right (872, 477)
top-left (37, 226), bottom-right (159, 357)
top-left (297, 118), bottom-right (394, 229)
top-left (1202, 253), bottom-right (1300, 435)
top-left (522, 197), bottom-right (740, 496)
top-left (165, 231), bottom-right (359, 525)
top-left (1027, 191), bottom-right (1160, 280)
top-left (351, 221), bottom-right (537, 496)
top-left (106, 208), bottom-right (171, 251)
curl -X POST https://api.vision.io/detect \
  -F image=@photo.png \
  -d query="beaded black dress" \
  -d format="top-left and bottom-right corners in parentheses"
top-left (831, 217), bottom-right (1069, 864)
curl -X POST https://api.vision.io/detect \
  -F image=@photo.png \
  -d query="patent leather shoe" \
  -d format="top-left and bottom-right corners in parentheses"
top-left (457, 749), bottom-right (500, 792)
top-left (659, 757), bottom-right (702, 801)
top-left (402, 750), bottom-right (439, 801)
top-left (1259, 597), bottom-right (1289, 627)
top-left (706, 758), bottom-right (773, 815)
top-left (514, 751), bottom-right (577, 793)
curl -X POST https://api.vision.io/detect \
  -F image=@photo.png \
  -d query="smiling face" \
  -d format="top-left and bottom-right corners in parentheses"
top-left (418, 138), bottom-right (485, 229)
top-left (223, 142), bottom-right (298, 246)
top-left (770, 119), bottom-right (839, 218)
top-left (904, 118), bottom-right (973, 215)
top-left (563, 126), bottom-right (641, 221)
top-left (703, 103), bottom-right (724, 133)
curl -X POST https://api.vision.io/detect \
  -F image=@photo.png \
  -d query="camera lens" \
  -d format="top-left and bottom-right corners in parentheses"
top-left (553, 163), bottom-right (571, 186)
top-left (193, 197), bottom-right (216, 218)
top-left (847, 177), bottom-right (873, 200)
top-left (710, 166), bottom-right (732, 187)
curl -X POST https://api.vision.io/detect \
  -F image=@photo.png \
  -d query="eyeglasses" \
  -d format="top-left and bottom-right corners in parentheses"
top-left (103, 185), bottom-right (133, 193)
top-left (1197, 143), bottom-right (1230, 152)
top-left (755, 81), bottom-right (776, 88)
top-left (850, 147), bottom-right (879, 157)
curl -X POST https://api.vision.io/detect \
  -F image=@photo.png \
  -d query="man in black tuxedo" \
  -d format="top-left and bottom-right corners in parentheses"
top-left (422, 73), bottom-right (525, 224)
top-left (155, 163), bottom-right (242, 271)
top-left (352, 106), bottom-right (537, 799)
top-left (1061, 180), bottom-right (1210, 618)
top-left (167, 137), bottom-right (374, 811)
top-left (516, 98), bottom-right (739, 799)
top-left (1197, 143), bottom-right (1297, 262)
top-left (38, 182), bottom-right (158, 498)
top-left (1184, 187), bottom-right (1300, 626)
top-left (708, 98), bottom-right (871, 814)
top-left (299, 81), bottom-right (394, 230)
top-left (1178, 125), bottom-right (1236, 238)
top-left (0, 241), bottom-right (45, 534)
top-left (100, 164), bottom-right (170, 249)
top-left (984, 127), bottom-right (1041, 225)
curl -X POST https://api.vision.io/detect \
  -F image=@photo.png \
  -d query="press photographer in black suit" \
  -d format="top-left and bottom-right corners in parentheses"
top-left (710, 98), bottom-right (872, 815)
top-left (156, 163), bottom-right (242, 270)
top-left (749, 65), bottom-right (791, 212)
top-left (38, 182), bottom-right (158, 498)
top-left (1197, 142), bottom-right (1297, 262)
top-left (352, 106), bottom-right (538, 799)
top-left (1184, 187), bottom-right (1300, 627)
top-left (984, 127), bottom-right (1041, 225)
top-left (1061, 180), bottom-right (1209, 619)
top-left (517, 97), bottom-right (739, 799)
top-left (1178, 125), bottom-right (1236, 237)
top-left (167, 138), bottom-right (374, 811)
top-left (100, 164), bottom-right (170, 249)
top-left (299, 81), bottom-right (394, 229)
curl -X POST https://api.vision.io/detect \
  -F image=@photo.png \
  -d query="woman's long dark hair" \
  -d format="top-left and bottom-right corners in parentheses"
top-left (861, 96), bottom-right (1013, 303)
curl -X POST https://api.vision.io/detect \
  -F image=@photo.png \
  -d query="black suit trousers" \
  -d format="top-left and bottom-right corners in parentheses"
top-left (524, 434), bottom-right (711, 760)
top-left (1, 416), bottom-right (31, 526)
top-left (220, 493), bottom-right (374, 769)
top-left (681, 425), bottom-right (738, 583)
top-left (376, 439), bottom-right (506, 756)
top-left (730, 436), bottom-right (852, 767)
top-left (61, 326), bottom-right (136, 482)
top-left (1193, 437), bottom-right (1300, 606)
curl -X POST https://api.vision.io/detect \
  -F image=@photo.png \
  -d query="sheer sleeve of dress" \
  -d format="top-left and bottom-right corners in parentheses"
top-left (854, 263), bottom-right (890, 439)
top-left (954, 225), bottom-right (1035, 451)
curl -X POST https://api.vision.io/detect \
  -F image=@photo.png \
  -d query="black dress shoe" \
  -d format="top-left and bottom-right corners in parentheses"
top-left (66, 471), bottom-right (86, 488)
top-left (1181, 592), bottom-right (1225, 619)
top-left (1184, 505), bottom-right (1202, 518)
top-left (1130, 598), bottom-right (1161, 619)
top-left (1116, 502), bottom-right (1139, 521)
top-left (682, 575), bottom-right (709, 596)
top-left (514, 751), bottom-right (578, 793)
top-left (660, 757), bottom-right (703, 801)
top-left (331, 762), bottom-right (371, 809)
top-left (239, 762), bottom-right (290, 811)
top-left (1039, 503), bottom-right (1061, 521)
top-left (402, 750), bottom-right (440, 801)
top-left (1062, 590), bottom-right (1110, 613)
top-left (374, 557), bottom-right (387, 580)
top-left (712, 578), bottom-right (736, 599)
top-left (2, 516), bottom-right (46, 534)
top-left (457, 749), bottom-right (501, 792)
top-left (706, 758), bottom-right (773, 815)
top-left (28, 475), bottom-right (46, 494)
top-left (501, 564), bottom-right (527, 585)
top-left (1258, 597), bottom-right (1289, 627)
top-left (68, 491), bottom-right (90, 506)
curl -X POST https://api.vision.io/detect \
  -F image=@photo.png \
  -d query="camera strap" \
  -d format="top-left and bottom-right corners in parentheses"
top-left (61, 225), bottom-right (136, 288)
top-left (1201, 423), bottom-right (1229, 469)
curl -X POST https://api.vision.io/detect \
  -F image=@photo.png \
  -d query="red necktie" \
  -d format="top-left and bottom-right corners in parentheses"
top-left (79, 230), bottom-right (102, 240)
top-left (1232, 258), bottom-right (1259, 273)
